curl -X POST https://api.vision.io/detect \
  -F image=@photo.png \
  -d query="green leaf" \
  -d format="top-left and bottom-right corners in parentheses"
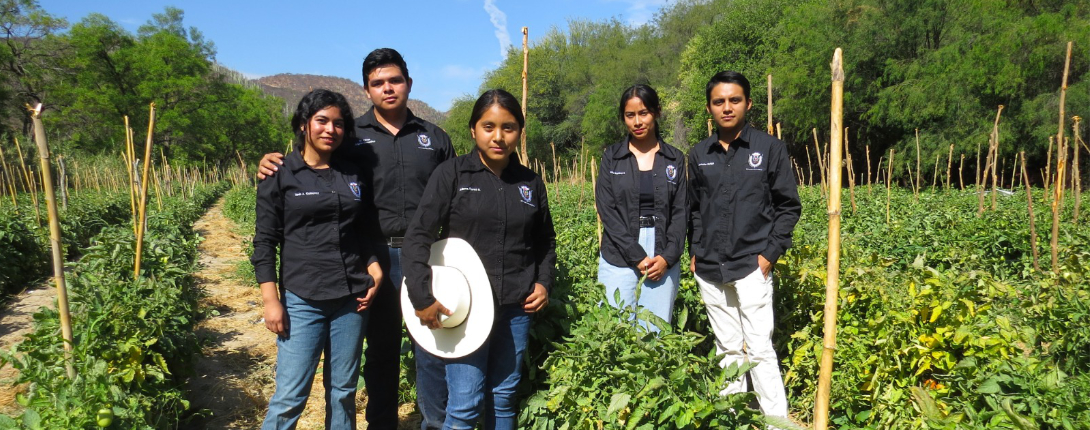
top-left (607, 393), bottom-right (631, 417)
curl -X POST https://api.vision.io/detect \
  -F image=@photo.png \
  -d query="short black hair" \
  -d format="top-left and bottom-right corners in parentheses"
top-left (618, 84), bottom-right (663, 140)
top-left (291, 89), bottom-right (355, 149)
top-left (469, 89), bottom-right (525, 130)
top-left (705, 71), bottom-right (751, 104)
top-left (362, 48), bottom-right (409, 87)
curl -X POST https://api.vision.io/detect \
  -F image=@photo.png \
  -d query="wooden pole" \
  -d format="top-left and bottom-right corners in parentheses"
top-left (845, 127), bottom-right (856, 212)
top-left (124, 118), bottom-right (139, 236)
top-left (865, 145), bottom-right (872, 189)
top-left (813, 128), bottom-right (827, 196)
top-left (1022, 152), bottom-right (1040, 272)
top-left (931, 152), bottom-right (940, 189)
top-left (887, 149), bottom-right (894, 225)
top-left (1051, 41), bottom-right (1072, 274)
top-left (15, 137), bottom-right (41, 225)
top-left (959, 154), bottom-right (965, 190)
top-left (520, 27), bottom-right (529, 165)
top-left (29, 104), bottom-right (75, 379)
top-left (134, 103), bottom-right (156, 278)
top-left (977, 139), bottom-right (986, 215)
top-left (1044, 136), bottom-right (1053, 200)
top-left (776, 122), bottom-right (783, 140)
top-left (1073, 117), bottom-right (1083, 222)
top-left (914, 129), bottom-right (921, 200)
top-left (1011, 154), bottom-right (1020, 189)
top-left (945, 144), bottom-right (954, 190)
top-left (767, 74), bottom-right (774, 135)
top-left (58, 155), bottom-right (68, 210)
top-left (0, 142), bottom-right (17, 209)
top-left (814, 48), bottom-right (845, 430)
top-left (806, 147), bottom-right (815, 186)
top-left (990, 106), bottom-right (1004, 210)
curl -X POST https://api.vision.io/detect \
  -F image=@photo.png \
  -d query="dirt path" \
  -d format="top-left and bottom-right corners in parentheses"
top-left (0, 280), bottom-right (58, 415)
top-left (186, 199), bottom-right (420, 429)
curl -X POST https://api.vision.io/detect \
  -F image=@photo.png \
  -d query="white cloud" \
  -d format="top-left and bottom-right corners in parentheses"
top-left (441, 64), bottom-right (485, 81)
top-left (483, 0), bottom-right (513, 60)
top-left (604, 0), bottom-right (676, 26)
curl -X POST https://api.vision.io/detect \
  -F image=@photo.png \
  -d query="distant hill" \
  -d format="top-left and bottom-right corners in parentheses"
top-left (253, 73), bottom-right (446, 126)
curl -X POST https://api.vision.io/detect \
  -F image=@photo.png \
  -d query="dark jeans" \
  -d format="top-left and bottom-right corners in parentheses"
top-left (366, 246), bottom-right (449, 430)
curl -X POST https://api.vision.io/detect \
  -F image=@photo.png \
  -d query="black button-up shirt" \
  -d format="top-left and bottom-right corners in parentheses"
top-left (252, 150), bottom-right (380, 300)
top-left (342, 107), bottom-right (456, 239)
top-left (403, 151), bottom-right (557, 310)
top-left (687, 124), bottom-right (801, 283)
top-left (595, 139), bottom-right (688, 268)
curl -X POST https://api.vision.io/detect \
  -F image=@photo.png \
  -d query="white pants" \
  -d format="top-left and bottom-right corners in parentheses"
top-left (696, 269), bottom-right (788, 418)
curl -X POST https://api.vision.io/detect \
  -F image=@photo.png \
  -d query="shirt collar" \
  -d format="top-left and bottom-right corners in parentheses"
top-left (609, 139), bottom-right (678, 161)
top-left (705, 123), bottom-right (754, 154)
top-left (459, 148), bottom-right (523, 173)
top-left (285, 147), bottom-right (345, 173)
top-left (357, 106), bottom-right (422, 132)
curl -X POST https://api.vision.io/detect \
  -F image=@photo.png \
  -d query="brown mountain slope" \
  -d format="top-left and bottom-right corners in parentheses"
top-left (254, 74), bottom-right (446, 126)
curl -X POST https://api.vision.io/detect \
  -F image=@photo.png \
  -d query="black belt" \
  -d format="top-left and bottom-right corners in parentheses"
top-left (387, 236), bottom-right (404, 248)
top-left (638, 216), bottom-right (655, 227)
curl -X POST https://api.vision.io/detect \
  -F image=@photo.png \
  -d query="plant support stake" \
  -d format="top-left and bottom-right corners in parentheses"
top-left (1051, 41), bottom-right (1072, 274)
top-left (134, 103), bottom-right (156, 278)
top-left (814, 47), bottom-right (844, 430)
top-left (29, 103), bottom-right (76, 379)
top-left (520, 27), bottom-right (529, 165)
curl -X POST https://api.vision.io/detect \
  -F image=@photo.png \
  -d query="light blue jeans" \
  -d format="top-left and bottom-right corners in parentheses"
top-left (598, 226), bottom-right (680, 332)
top-left (263, 290), bottom-right (368, 430)
top-left (443, 305), bottom-right (531, 430)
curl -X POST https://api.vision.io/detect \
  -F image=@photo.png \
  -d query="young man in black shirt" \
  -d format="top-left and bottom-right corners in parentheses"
top-left (687, 71), bottom-right (801, 418)
top-left (259, 48), bottom-right (455, 430)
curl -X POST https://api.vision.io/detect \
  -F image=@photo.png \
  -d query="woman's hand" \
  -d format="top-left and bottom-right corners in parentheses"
top-left (356, 261), bottom-right (383, 311)
top-left (523, 283), bottom-right (549, 313)
top-left (260, 282), bottom-right (286, 336)
top-left (640, 256), bottom-right (668, 282)
top-left (415, 301), bottom-right (452, 329)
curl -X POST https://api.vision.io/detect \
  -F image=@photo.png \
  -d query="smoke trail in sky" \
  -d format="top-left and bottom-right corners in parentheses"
top-left (483, 0), bottom-right (512, 60)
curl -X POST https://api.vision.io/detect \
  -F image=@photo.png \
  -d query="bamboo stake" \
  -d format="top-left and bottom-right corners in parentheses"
top-left (58, 155), bottom-right (68, 210)
top-left (0, 142), bottom-right (17, 209)
top-left (814, 48), bottom-right (844, 430)
top-left (15, 137), bottom-right (41, 225)
top-left (29, 104), bottom-right (75, 379)
top-left (1051, 41), bottom-right (1072, 274)
top-left (931, 152), bottom-right (940, 189)
top-left (1044, 137), bottom-right (1053, 200)
top-left (959, 154), bottom-right (965, 190)
top-left (134, 103), bottom-right (156, 278)
top-left (945, 144), bottom-right (954, 190)
top-left (152, 169), bottom-right (163, 211)
top-left (776, 122), bottom-right (783, 140)
top-left (866, 145), bottom-right (872, 189)
top-left (914, 129), bottom-right (921, 199)
top-left (767, 74), bottom-right (774, 135)
top-left (977, 139), bottom-right (987, 215)
top-left (813, 128), bottom-right (827, 195)
top-left (1073, 117), bottom-right (1083, 222)
top-left (887, 149), bottom-right (894, 224)
top-left (844, 127), bottom-right (856, 212)
top-left (990, 106), bottom-right (1004, 210)
top-left (123, 119), bottom-right (138, 236)
top-left (14, 136), bottom-right (30, 191)
top-left (806, 147), bottom-right (814, 186)
top-left (1022, 152), bottom-right (1040, 271)
top-left (1011, 154), bottom-right (1020, 189)
top-left (520, 27), bottom-right (529, 165)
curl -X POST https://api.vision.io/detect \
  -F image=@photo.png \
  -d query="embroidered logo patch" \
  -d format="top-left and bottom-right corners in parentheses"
top-left (418, 134), bottom-right (431, 148)
top-left (748, 152), bottom-right (763, 168)
top-left (349, 182), bottom-right (361, 199)
top-left (665, 165), bottom-right (677, 181)
top-left (519, 185), bottom-right (532, 203)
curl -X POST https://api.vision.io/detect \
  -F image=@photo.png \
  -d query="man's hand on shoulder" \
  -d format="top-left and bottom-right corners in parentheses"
top-left (257, 152), bottom-right (285, 180)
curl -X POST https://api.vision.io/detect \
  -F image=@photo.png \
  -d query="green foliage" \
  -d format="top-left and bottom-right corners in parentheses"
top-left (0, 182), bottom-right (227, 429)
top-left (0, 207), bottom-right (47, 295)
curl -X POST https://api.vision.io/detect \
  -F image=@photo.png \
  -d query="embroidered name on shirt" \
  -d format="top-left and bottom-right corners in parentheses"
top-left (356, 137), bottom-right (376, 146)
top-left (609, 170), bottom-right (626, 175)
top-left (698, 162), bottom-right (715, 167)
top-left (293, 192), bottom-right (321, 196)
top-left (458, 187), bottom-right (482, 192)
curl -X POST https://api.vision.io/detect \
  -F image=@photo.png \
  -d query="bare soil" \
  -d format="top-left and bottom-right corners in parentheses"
top-left (0, 280), bottom-right (57, 416)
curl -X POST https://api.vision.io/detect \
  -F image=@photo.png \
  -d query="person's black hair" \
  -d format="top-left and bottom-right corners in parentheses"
top-left (469, 89), bottom-right (525, 130)
top-left (362, 48), bottom-right (410, 87)
top-left (618, 84), bottom-right (663, 140)
top-left (705, 71), bottom-right (751, 104)
top-left (291, 89), bottom-right (355, 151)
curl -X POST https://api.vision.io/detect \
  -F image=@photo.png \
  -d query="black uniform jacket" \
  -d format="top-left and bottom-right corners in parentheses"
top-left (343, 107), bottom-right (456, 239)
top-left (687, 124), bottom-right (802, 284)
top-left (252, 149), bottom-right (381, 300)
top-left (403, 151), bottom-right (557, 310)
top-left (595, 139), bottom-right (688, 268)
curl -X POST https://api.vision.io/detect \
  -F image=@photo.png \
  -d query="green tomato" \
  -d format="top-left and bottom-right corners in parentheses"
top-left (96, 408), bottom-right (114, 427)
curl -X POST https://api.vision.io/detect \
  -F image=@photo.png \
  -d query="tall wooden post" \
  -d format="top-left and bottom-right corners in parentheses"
top-left (1051, 41), bottom-right (1072, 274)
top-left (520, 27), bottom-right (529, 165)
top-left (29, 104), bottom-right (75, 379)
top-left (767, 74), bottom-right (774, 135)
top-left (814, 48), bottom-right (844, 430)
top-left (1073, 117), bottom-right (1083, 222)
top-left (134, 103), bottom-right (156, 278)
top-left (990, 106), bottom-right (1004, 210)
top-left (1022, 152), bottom-right (1040, 272)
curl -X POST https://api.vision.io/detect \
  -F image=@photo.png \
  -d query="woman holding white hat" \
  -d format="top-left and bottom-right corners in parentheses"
top-left (402, 88), bottom-right (556, 430)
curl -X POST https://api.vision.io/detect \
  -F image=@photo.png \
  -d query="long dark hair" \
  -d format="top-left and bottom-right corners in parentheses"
top-left (291, 89), bottom-right (355, 152)
top-left (618, 84), bottom-right (663, 140)
top-left (469, 89), bottom-right (525, 130)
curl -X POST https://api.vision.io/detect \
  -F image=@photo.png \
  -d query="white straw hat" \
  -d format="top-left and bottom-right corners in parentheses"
top-left (401, 238), bottom-right (494, 358)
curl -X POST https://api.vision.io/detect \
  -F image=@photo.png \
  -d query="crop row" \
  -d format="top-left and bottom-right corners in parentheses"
top-left (0, 182), bottom-right (228, 429)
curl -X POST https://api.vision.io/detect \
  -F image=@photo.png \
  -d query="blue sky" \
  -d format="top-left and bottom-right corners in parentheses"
top-left (39, 0), bottom-right (676, 112)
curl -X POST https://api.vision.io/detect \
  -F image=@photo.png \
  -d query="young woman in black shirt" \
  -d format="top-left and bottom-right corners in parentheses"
top-left (595, 84), bottom-right (687, 332)
top-left (252, 89), bottom-right (383, 429)
top-left (403, 89), bottom-right (556, 429)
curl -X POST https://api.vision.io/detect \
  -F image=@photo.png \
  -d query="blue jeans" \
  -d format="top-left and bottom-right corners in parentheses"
top-left (263, 290), bottom-right (368, 430)
top-left (598, 226), bottom-right (680, 332)
top-left (443, 305), bottom-right (530, 430)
